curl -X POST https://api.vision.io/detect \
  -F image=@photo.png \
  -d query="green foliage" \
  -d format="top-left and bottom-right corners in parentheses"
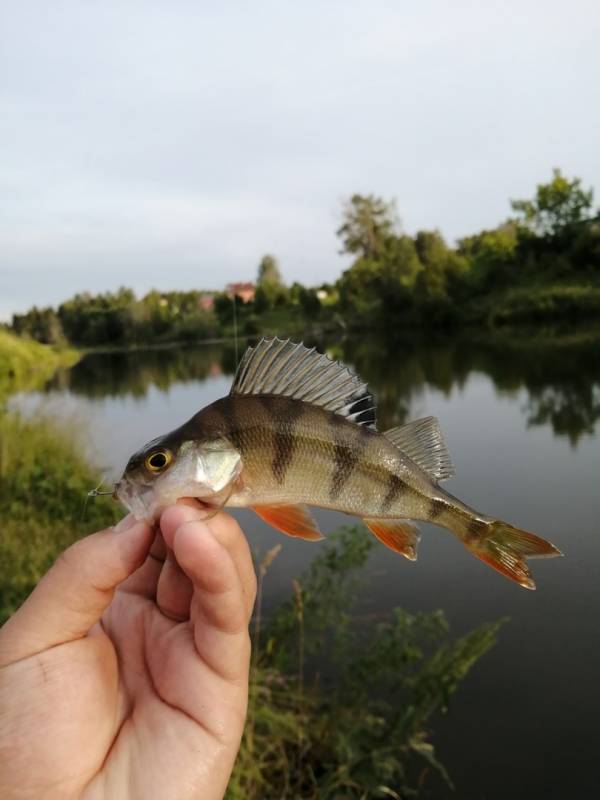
top-left (338, 234), bottom-right (422, 322)
top-left (511, 168), bottom-right (595, 237)
top-left (257, 254), bottom-right (284, 286)
top-left (457, 224), bottom-right (519, 293)
top-left (0, 411), bottom-right (118, 623)
top-left (7, 169), bottom-right (600, 344)
top-left (12, 306), bottom-right (66, 345)
top-left (12, 287), bottom-right (221, 348)
top-left (337, 171), bottom-right (599, 330)
top-left (229, 528), bottom-right (503, 798)
top-left (0, 329), bottom-right (79, 398)
top-left (290, 283), bottom-right (322, 317)
top-left (337, 194), bottom-right (401, 259)
top-left (487, 285), bottom-right (600, 326)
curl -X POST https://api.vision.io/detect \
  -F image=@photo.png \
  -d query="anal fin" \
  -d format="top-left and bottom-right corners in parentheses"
top-left (364, 518), bottom-right (420, 561)
top-left (252, 504), bottom-right (324, 541)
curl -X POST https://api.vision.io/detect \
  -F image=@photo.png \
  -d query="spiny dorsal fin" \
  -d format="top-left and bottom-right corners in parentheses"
top-left (231, 338), bottom-right (377, 428)
top-left (384, 416), bottom-right (454, 482)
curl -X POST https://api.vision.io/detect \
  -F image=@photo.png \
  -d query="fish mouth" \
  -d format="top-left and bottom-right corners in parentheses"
top-left (114, 479), bottom-right (156, 522)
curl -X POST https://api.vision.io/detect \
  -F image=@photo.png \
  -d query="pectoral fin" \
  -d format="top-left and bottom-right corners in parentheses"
top-left (252, 504), bottom-right (324, 541)
top-left (364, 518), bottom-right (420, 561)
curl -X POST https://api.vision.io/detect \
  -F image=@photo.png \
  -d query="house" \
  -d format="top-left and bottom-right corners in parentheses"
top-left (198, 294), bottom-right (215, 311)
top-left (226, 282), bottom-right (255, 303)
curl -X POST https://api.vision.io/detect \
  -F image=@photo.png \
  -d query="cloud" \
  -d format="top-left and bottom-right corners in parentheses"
top-left (1, 0), bottom-right (599, 318)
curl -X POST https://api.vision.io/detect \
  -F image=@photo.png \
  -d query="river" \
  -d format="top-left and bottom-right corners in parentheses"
top-left (10, 330), bottom-right (600, 799)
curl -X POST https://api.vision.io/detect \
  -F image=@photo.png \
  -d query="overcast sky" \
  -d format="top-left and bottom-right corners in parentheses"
top-left (1, 0), bottom-right (599, 320)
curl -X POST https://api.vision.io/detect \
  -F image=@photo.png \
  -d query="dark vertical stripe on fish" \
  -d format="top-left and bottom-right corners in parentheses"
top-left (329, 415), bottom-right (363, 501)
top-left (381, 473), bottom-right (407, 513)
top-left (466, 517), bottom-right (487, 542)
top-left (428, 498), bottom-right (446, 521)
top-left (272, 402), bottom-right (303, 484)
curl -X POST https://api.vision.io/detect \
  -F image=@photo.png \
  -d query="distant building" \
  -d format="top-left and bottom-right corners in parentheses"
top-left (226, 282), bottom-right (255, 303)
top-left (198, 294), bottom-right (215, 311)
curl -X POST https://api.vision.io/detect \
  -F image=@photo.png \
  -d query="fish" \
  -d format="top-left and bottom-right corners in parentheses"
top-left (115, 338), bottom-right (562, 589)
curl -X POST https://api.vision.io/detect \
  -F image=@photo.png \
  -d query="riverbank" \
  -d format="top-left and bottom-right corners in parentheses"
top-left (0, 329), bottom-right (80, 398)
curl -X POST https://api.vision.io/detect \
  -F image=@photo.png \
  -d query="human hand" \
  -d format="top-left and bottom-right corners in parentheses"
top-left (0, 501), bottom-right (257, 800)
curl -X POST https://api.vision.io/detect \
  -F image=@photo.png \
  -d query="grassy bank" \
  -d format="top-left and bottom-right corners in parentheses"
top-left (0, 409), bottom-right (501, 796)
top-left (0, 329), bottom-right (79, 398)
top-left (482, 283), bottom-right (600, 326)
top-left (0, 411), bottom-right (118, 620)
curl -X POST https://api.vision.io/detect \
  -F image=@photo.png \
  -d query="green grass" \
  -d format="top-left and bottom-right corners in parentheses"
top-left (228, 531), bottom-right (503, 798)
top-left (0, 329), bottom-right (79, 398)
top-left (0, 411), bottom-right (119, 621)
top-left (483, 284), bottom-right (600, 326)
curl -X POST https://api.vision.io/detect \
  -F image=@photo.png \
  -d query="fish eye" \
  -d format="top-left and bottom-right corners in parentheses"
top-left (145, 449), bottom-right (172, 473)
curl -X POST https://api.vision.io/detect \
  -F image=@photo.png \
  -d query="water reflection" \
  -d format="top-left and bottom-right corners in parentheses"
top-left (10, 331), bottom-right (600, 799)
top-left (43, 330), bottom-right (600, 445)
top-left (341, 331), bottom-right (600, 444)
top-left (46, 344), bottom-right (225, 399)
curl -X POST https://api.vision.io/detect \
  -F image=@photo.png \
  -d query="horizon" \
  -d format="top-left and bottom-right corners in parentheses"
top-left (2, 0), bottom-right (599, 321)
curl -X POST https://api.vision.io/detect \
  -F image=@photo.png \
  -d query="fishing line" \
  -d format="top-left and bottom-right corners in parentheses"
top-left (232, 292), bottom-right (239, 368)
top-left (81, 476), bottom-right (113, 521)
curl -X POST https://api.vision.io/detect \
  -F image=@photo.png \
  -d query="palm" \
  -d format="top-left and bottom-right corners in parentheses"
top-left (0, 505), bottom-right (256, 800)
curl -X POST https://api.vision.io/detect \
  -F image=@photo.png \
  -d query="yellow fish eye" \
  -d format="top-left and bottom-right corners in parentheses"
top-left (145, 449), bottom-right (172, 473)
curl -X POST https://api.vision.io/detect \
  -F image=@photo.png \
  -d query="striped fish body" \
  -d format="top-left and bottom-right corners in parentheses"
top-left (116, 338), bottom-right (562, 589)
top-left (187, 395), bottom-right (441, 522)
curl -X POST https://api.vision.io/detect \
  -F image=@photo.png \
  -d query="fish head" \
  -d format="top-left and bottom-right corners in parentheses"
top-left (115, 433), bottom-right (242, 521)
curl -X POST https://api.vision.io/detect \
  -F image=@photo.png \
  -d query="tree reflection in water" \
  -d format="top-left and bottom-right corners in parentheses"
top-left (43, 330), bottom-right (600, 446)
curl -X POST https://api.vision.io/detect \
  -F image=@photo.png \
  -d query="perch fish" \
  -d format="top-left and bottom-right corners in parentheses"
top-left (115, 338), bottom-right (562, 589)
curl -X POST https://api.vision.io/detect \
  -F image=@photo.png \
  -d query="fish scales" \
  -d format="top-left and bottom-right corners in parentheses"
top-left (115, 338), bottom-right (562, 590)
top-left (178, 395), bottom-right (446, 521)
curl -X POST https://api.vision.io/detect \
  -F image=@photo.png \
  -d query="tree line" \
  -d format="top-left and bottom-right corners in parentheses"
top-left (9, 169), bottom-right (600, 347)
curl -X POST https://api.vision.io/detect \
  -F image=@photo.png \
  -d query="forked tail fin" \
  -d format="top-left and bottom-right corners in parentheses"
top-left (465, 519), bottom-right (562, 589)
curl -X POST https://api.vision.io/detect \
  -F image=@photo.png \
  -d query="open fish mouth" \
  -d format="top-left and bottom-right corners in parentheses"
top-left (114, 479), bottom-right (157, 521)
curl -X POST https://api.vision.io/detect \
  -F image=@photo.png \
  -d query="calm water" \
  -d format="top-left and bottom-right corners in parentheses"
top-left (11, 332), bottom-right (600, 799)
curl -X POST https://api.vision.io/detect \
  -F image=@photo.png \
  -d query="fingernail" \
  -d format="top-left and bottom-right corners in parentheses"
top-left (114, 514), bottom-right (138, 533)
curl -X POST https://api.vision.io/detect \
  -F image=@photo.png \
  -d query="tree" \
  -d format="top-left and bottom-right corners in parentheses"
top-left (337, 194), bottom-right (400, 259)
top-left (511, 168), bottom-right (595, 237)
top-left (457, 224), bottom-right (518, 291)
top-left (381, 234), bottom-right (422, 290)
top-left (257, 254), bottom-right (283, 286)
top-left (414, 230), bottom-right (467, 300)
top-left (12, 306), bottom-right (65, 345)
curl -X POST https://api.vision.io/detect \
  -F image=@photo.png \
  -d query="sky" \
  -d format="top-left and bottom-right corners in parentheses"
top-left (1, 0), bottom-right (599, 321)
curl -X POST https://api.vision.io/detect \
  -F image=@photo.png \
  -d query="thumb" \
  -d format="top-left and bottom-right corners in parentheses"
top-left (0, 515), bottom-right (153, 666)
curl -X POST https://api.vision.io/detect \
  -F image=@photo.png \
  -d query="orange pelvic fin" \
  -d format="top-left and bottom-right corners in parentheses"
top-left (364, 518), bottom-right (420, 561)
top-left (252, 504), bottom-right (324, 541)
top-left (466, 520), bottom-right (563, 590)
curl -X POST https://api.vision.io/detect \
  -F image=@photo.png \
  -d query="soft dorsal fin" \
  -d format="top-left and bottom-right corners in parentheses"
top-left (384, 416), bottom-right (454, 482)
top-left (231, 338), bottom-right (377, 428)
